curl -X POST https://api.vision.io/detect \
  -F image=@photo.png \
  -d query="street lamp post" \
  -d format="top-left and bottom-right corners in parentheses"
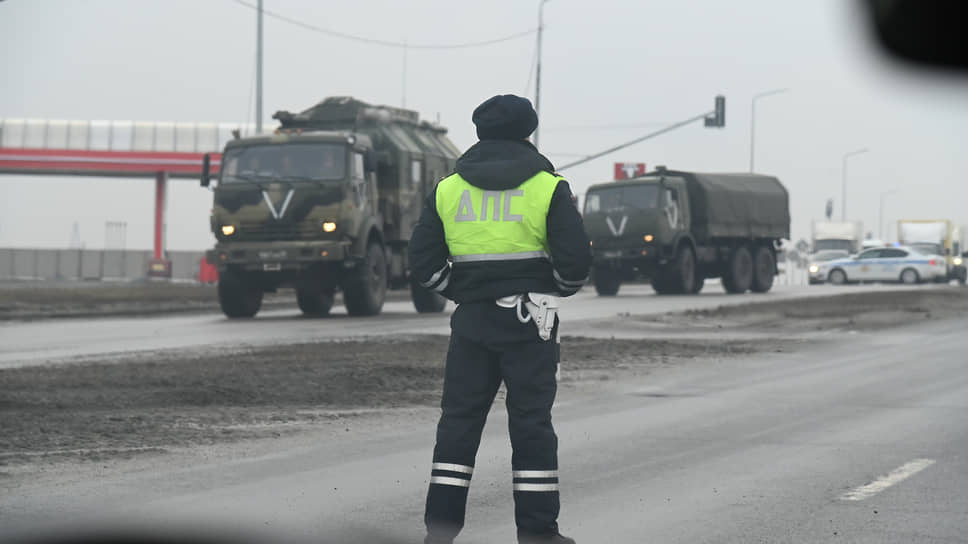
top-left (534, 0), bottom-right (552, 149)
top-left (749, 88), bottom-right (788, 173)
top-left (841, 148), bottom-right (869, 222)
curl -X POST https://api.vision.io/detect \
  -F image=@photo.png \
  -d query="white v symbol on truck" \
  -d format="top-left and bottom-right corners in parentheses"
top-left (263, 190), bottom-right (295, 220)
top-left (606, 215), bottom-right (628, 237)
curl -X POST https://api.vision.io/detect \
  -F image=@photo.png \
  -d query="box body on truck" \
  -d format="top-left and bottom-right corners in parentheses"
top-left (584, 169), bottom-right (790, 295)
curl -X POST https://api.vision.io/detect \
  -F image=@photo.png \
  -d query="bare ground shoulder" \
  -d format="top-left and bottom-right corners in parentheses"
top-left (2, 288), bottom-right (966, 471)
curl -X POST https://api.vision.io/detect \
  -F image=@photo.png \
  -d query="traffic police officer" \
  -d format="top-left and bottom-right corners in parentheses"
top-left (409, 94), bottom-right (592, 544)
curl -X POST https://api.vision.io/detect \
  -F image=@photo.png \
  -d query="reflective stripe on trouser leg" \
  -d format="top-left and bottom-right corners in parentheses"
top-left (501, 336), bottom-right (561, 533)
top-left (425, 334), bottom-right (503, 540)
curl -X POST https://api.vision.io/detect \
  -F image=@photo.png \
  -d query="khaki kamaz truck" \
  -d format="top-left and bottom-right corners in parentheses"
top-left (200, 97), bottom-right (459, 317)
top-left (583, 168), bottom-right (790, 295)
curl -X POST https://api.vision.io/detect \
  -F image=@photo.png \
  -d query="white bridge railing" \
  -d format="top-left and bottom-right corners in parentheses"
top-left (0, 118), bottom-right (267, 153)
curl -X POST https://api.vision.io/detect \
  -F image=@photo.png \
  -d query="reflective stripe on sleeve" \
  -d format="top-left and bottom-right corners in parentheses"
top-left (421, 263), bottom-right (450, 289)
top-left (513, 483), bottom-right (559, 492)
top-left (430, 476), bottom-right (471, 488)
top-left (552, 269), bottom-right (587, 288)
top-left (433, 275), bottom-right (450, 293)
top-left (451, 251), bottom-right (550, 263)
top-left (433, 463), bottom-right (474, 474)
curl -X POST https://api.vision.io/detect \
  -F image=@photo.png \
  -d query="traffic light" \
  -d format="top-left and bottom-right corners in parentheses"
top-left (704, 95), bottom-right (726, 128)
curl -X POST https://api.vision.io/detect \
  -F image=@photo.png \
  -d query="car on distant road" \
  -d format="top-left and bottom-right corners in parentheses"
top-left (807, 249), bottom-right (851, 284)
top-left (820, 246), bottom-right (948, 285)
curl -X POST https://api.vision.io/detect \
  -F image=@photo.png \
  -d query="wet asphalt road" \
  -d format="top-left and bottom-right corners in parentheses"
top-left (0, 282), bottom-right (907, 368)
top-left (4, 301), bottom-right (966, 542)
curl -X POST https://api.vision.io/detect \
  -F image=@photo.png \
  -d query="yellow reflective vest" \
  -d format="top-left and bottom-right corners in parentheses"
top-left (435, 171), bottom-right (562, 263)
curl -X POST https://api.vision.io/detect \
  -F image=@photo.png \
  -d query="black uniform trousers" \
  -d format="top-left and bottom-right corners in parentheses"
top-left (425, 302), bottom-right (561, 541)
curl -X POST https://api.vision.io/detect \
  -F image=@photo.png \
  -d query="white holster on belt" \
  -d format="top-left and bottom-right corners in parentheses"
top-left (496, 293), bottom-right (560, 341)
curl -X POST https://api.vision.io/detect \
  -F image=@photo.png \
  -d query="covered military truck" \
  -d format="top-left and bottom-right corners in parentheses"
top-left (584, 168), bottom-right (789, 295)
top-left (200, 97), bottom-right (459, 318)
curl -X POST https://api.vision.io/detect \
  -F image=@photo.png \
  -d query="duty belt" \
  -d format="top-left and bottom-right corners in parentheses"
top-left (496, 293), bottom-right (560, 341)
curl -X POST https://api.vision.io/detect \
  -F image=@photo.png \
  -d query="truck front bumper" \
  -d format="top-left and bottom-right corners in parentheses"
top-left (207, 240), bottom-right (352, 272)
top-left (593, 246), bottom-right (660, 277)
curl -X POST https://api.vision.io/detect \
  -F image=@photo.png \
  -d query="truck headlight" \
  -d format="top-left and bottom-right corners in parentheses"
top-left (955, 257), bottom-right (963, 266)
top-left (221, 225), bottom-right (235, 236)
top-left (322, 221), bottom-right (337, 233)
top-left (808, 264), bottom-right (819, 273)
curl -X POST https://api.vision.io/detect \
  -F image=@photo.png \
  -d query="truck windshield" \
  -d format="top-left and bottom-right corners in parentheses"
top-left (909, 243), bottom-right (943, 256)
top-left (584, 185), bottom-right (659, 214)
top-left (811, 250), bottom-right (849, 261)
top-left (814, 240), bottom-right (855, 252)
top-left (220, 143), bottom-right (346, 184)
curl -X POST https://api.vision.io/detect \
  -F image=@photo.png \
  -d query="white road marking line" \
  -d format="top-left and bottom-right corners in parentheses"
top-left (840, 458), bottom-right (936, 501)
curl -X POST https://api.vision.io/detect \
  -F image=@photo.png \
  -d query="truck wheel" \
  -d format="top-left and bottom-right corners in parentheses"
top-left (410, 278), bottom-right (447, 313)
top-left (217, 270), bottom-right (263, 318)
top-left (651, 274), bottom-right (672, 295)
top-left (343, 241), bottom-right (387, 316)
top-left (722, 246), bottom-right (753, 294)
top-left (669, 245), bottom-right (697, 294)
top-left (751, 246), bottom-right (776, 293)
top-left (899, 268), bottom-right (920, 285)
top-left (593, 266), bottom-right (621, 296)
top-left (691, 275), bottom-right (705, 294)
top-left (296, 287), bottom-right (334, 317)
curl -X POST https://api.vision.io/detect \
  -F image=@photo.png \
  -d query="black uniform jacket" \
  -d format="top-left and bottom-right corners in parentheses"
top-left (408, 139), bottom-right (592, 307)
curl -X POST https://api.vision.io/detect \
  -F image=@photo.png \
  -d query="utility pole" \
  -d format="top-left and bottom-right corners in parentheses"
top-left (534, 0), bottom-right (551, 149)
top-left (749, 88), bottom-right (789, 173)
top-left (841, 148), bottom-right (869, 221)
top-left (256, 0), bottom-right (264, 133)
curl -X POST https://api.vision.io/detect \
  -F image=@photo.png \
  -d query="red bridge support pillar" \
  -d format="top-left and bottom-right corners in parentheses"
top-left (147, 171), bottom-right (172, 278)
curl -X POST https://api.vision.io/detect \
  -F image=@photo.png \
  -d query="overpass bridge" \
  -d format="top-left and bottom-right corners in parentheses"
top-left (0, 118), bottom-right (258, 277)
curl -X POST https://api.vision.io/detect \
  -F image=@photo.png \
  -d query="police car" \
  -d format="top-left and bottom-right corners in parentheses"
top-left (819, 246), bottom-right (948, 285)
top-left (807, 249), bottom-right (850, 284)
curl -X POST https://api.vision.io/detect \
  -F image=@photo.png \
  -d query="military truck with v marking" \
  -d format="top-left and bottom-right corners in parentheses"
top-left (583, 168), bottom-right (789, 295)
top-left (201, 97), bottom-right (459, 317)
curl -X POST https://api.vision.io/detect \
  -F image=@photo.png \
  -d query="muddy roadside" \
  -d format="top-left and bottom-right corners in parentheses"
top-left (634, 287), bottom-right (968, 333)
top-left (0, 335), bottom-right (769, 469)
top-left (0, 282), bottom-right (411, 321)
top-left (2, 288), bottom-right (966, 474)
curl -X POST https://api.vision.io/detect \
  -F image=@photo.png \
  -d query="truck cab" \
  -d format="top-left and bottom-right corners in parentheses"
top-left (583, 176), bottom-right (690, 264)
top-left (201, 97), bottom-right (459, 318)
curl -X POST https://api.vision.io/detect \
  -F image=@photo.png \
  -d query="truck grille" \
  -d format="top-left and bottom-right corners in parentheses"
top-left (235, 221), bottom-right (319, 241)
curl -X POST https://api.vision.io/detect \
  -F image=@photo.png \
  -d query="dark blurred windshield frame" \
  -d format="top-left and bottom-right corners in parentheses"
top-left (860, 0), bottom-right (967, 72)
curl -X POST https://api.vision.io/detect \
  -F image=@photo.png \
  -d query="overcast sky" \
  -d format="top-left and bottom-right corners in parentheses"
top-left (1, 0), bottom-right (966, 250)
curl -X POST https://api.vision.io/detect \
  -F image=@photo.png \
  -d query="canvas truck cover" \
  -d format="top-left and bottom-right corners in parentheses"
top-left (658, 170), bottom-right (789, 241)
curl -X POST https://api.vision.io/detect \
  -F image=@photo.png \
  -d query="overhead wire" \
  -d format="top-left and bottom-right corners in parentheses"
top-left (230, 0), bottom-right (536, 50)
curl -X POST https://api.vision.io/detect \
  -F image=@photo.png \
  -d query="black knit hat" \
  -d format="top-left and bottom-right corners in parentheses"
top-left (472, 94), bottom-right (539, 141)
